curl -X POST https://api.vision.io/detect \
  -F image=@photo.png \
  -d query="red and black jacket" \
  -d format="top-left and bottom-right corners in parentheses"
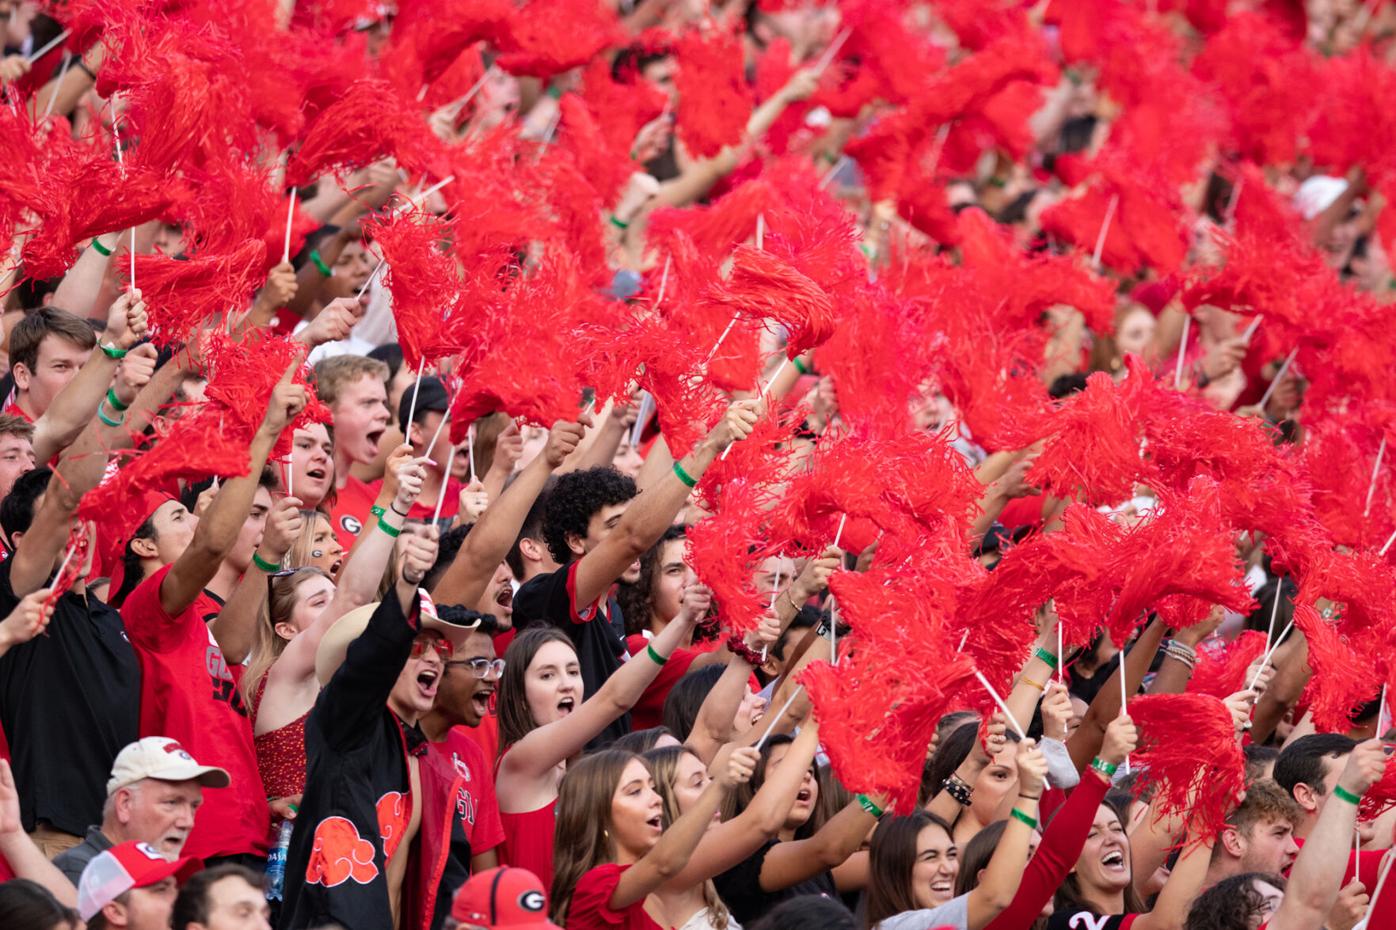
top-left (278, 593), bottom-right (471, 930)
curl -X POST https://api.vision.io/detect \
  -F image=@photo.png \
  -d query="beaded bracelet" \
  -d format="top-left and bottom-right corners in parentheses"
top-left (941, 774), bottom-right (973, 806)
top-left (726, 635), bottom-right (765, 666)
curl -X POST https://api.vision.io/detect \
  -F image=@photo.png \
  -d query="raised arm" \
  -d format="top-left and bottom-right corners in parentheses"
top-left (431, 420), bottom-right (583, 606)
top-left (51, 233), bottom-right (115, 320)
top-left (209, 496), bottom-right (304, 664)
top-left (1068, 616), bottom-right (1166, 772)
top-left (571, 399), bottom-right (760, 611)
top-left (611, 748), bottom-right (759, 909)
top-left (160, 366), bottom-right (306, 616)
top-left (31, 289), bottom-right (149, 463)
top-left (315, 529), bottom-right (436, 751)
top-left (272, 450), bottom-right (426, 688)
top-left (687, 611), bottom-right (780, 763)
top-left (0, 760), bottom-right (76, 906)
top-left (965, 741), bottom-right (1049, 930)
top-left (1131, 821), bottom-right (1215, 930)
top-left (666, 720), bottom-right (821, 890)
top-left (757, 794), bottom-right (884, 892)
top-left (501, 611), bottom-right (701, 781)
top-left (1269, 739), bottom-right (1390, 930)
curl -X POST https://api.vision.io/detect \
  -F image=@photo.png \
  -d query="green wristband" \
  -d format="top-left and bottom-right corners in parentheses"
top-left (370, 505), bottom-right (386, 518)
top-left (309, 249), bottom-right (333, 278)
top-left (1333, 784), bottom-right (1363, 806)
top-left (608, 214), bottom-right (629, 230)
top-left (105, 387), bottom-right (130, 412)
top-left (856, 794), bottom-right (884, 819)
top-left (99, 342), bottom-right (127, 360)
top-left (91, 238), bottom-right (112, 256)
top-left (1090, 757), bottom-right (1119, 777)
top-left (1034, 647), bottom-right (1059, 671)
top-left (673, 461), bottom-right (697, 489)
top-left (377, 515), bottom-right (402, 538)
top-left (96, 403), bottom-right (123, 428)
top-left (251, 551), bottom-right (280, 573)
top-left (792, 356), bottom-right (809, 375)
top-left (646, 643), bottom-right (667, 666)
top-left (1010, 807), bottom-right (1038, 829)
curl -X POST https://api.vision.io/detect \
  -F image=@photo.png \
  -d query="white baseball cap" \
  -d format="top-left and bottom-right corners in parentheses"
top-left (105, 737), bottom-right (231, 796)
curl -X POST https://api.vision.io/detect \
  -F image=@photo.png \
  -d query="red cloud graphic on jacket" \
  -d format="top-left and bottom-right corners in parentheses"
top-left (305, 817), bottom-right (379, 887)
top-left (377, 791), bottom-right (409, 860)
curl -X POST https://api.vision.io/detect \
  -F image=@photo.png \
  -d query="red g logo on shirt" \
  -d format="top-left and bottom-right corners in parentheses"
top-left (305, 817), bottom-right (378, 887)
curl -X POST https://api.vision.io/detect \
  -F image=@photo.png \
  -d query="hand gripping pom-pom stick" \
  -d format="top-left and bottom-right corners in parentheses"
top-left (755, 686), bottom-right (804, 751)
top-left (974, 671), bottom-right (1027, 740)
top-left (1257, 347), bottom-right (1299, 410)
top-left (1366, 436), bottom-right (1387, 520)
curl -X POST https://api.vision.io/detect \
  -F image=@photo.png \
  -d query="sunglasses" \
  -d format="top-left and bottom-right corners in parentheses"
top-left (411, 637), bottom-right (453, 661)
top-left (446, 657), bottom-right (505, 679)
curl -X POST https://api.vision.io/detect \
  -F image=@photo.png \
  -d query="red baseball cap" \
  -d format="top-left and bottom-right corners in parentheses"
top-left (77, 841), bottom-right (202, 920)
top-left (450, 867), bottom-right (559, 930)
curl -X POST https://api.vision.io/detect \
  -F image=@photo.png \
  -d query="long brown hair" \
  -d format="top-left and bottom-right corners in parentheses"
top-left (1054, 798), bottom-right (1147, 919)
top-left (497, 627), bottom-right (576, 753)
top-left (240, 568), bottom-right (334, 711)
top-left (643, 745), bottom-right (732, 928)
top-left (865, 811), bottom-right (956, 928)
top-left (550, 749), bottom-right (644, 925)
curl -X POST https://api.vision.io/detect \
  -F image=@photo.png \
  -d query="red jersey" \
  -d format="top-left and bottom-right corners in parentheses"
top-left (407, 477), bottom-right (463, 526)
top-left (121, 565), bottom-right (269, 859)
top-left (434, 726), bottom-right (506, 856)
top-left (567, 864), bottom-right (662, 930)
top-left (624, 635), bottom-right (714, 732)
top-left (328, 474), bottom-right (380, 549)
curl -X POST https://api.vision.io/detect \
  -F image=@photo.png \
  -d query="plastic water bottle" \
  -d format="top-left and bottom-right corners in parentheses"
top-left (266, 818), bottom-right (295, 901)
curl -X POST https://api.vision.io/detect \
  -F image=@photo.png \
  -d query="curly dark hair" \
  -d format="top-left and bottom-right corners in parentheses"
top-left (1184, 872), bottom-right (1285, 930)
top-left (615, 524), bottom-right (687, 636)
top-left (541, 467), bottom-right (636, 565)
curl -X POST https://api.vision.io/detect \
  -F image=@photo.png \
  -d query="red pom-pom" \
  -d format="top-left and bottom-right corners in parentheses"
top-left (1129, 693), bottom-right (1246, 844)
top-left (492, 0), bottom-right (622, 78)
top-left (364, 207), bottom-right (466, 371)
top-left (285, 79), bottom-right (448, 187)
top-left (672, 23), bottom-right (755, 159)
top-left (1188, 631), bottom-right (1270, 699)
top-left (132, 240), bottom-right (269, 346)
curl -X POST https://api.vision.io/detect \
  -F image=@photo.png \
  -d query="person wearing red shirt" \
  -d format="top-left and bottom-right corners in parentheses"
top-left (312, 354), bottom-right (390, 547)
top-left (5, 306), bottom-right (95, 423)
top-left (116, 376), bottom-right (307, 866)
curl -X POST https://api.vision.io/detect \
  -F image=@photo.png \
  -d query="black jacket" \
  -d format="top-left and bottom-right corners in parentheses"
top-left (278, 592), bottom-right (471, 930)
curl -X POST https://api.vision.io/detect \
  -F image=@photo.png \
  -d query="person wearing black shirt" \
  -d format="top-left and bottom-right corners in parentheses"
top-left (512, 399), bottom-right (761, 749)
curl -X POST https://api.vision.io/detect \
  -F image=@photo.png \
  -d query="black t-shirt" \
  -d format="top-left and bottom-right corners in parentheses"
top-left (512, 561), bottom-right (630, 748)
top-left (713, 838), bottom-right (845, 926)
top-left (0, 561), bottom-right (141, 834)
top-left (1046, 910), bottom-right (1136, 930)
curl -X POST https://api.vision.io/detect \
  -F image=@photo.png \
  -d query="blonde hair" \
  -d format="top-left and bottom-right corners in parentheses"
top-left (241, 567), bottom-right (334, 715)
top-left (311, 355), bottom-right (388, 407)
top-left (643, 745), bottom-right (733, 928)
top-left (550, 750), bottom-right (644, 925)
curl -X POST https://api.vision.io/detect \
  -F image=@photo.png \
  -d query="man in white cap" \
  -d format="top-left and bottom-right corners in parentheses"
top-left (77, 839), bottom-right (202, 930)
top-left (54, 736), bottom-right (230, 886)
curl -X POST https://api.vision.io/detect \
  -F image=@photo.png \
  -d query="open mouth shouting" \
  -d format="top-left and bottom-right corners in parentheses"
top-left (416, 668), bottom-right (440, 700)
top-left (471, 683), bottom-right (494, 718)
top-left (493, 585), bottom-right (514, 618)
top-left (1101, 848), bottom-right (1128, 874)
top-left (556, 695), bottom-right (576, 716)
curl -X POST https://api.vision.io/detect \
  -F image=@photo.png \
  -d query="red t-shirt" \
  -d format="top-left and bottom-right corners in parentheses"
top-left (623, 635), bottom-right (713, 732)
top-left (436, 726), bottom-right (506, 856)
top-left (459, 713), bottom-right (500, 767)
top-left (567, 863), bottom-right (663, 930)
top-left (121, 565), bottom-right (269, 858)
top-left (328, 475), bottom-right (380, 549)
top-left (407, 477), bottom-right (463, 525)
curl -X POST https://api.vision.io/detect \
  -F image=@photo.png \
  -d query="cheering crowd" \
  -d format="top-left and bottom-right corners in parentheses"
top-left (5, 0), bottom-right (1396, 929)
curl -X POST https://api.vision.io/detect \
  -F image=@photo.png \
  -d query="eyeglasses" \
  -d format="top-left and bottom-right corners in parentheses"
top-left (411, 638), bottom-right (453, 661)
top-left (446, 657), bottom-right (505, 679)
